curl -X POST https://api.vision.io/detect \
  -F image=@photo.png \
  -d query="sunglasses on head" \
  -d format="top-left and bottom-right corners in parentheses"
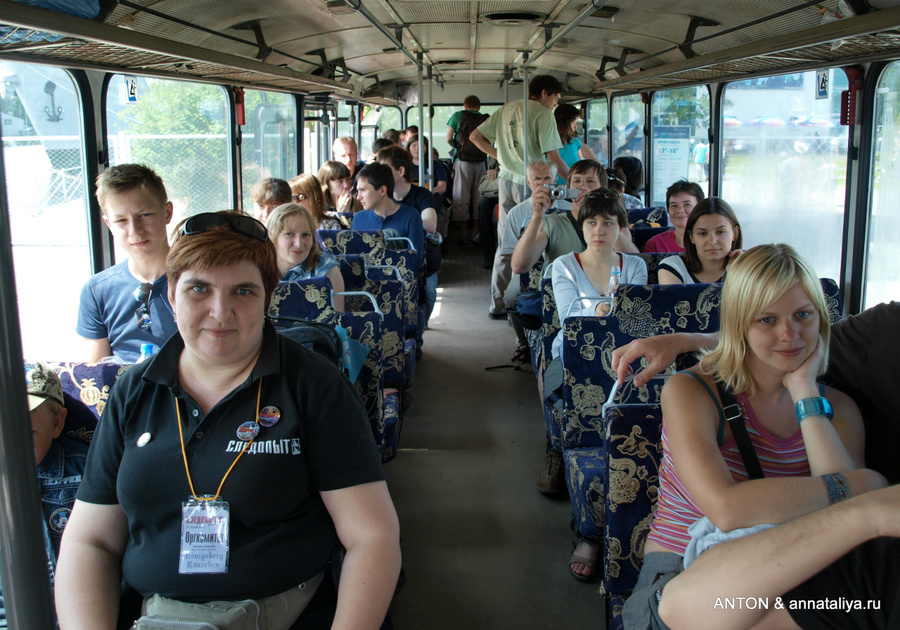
top-left (133, 282), bottom-right (153, 330)
top-left (585, 190), bottom-right (620, 201)
top-left (181, 213), bottom-right (268, 242)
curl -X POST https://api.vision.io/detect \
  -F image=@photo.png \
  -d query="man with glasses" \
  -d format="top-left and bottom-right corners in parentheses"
top-left (77, 163), bottom-right (178, 363)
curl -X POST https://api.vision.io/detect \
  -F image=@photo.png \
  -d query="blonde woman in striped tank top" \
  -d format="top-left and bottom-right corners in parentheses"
top-left (623, 244), bottom-right (887, 630)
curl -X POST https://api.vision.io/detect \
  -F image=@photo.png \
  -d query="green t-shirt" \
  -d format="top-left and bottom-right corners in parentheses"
top-left (476, 99), bottom-right (562, 185)
top-left (446, 109), bottom-right (479, 133)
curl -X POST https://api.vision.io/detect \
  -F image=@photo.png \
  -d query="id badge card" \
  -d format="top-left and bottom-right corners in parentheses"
top-left (179, 496), bottom-right (230, 574)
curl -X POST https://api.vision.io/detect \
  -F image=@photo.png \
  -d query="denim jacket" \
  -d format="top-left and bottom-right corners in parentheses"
top-left (0, 437), bottom-right (88, 628)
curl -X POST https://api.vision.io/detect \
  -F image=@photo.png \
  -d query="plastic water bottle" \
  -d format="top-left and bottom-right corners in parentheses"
top-left (606, 265), bottom-right (621, 297)
top-left (137, 343), bottom-right (157, 364)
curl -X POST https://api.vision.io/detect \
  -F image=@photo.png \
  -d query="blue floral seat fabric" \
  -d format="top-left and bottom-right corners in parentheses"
top-left (269, 279), bottom-right (401, 461)
top-left (632, 252), bottom-right (670, 285)
top-left (627, 207), bottom-right (668, 228)
top-left (33, 361), bottom-right (130, 445)
top-left (317, 229), bottom-right (385, 256)
top-left (539, 277), bottom-right (564, 451)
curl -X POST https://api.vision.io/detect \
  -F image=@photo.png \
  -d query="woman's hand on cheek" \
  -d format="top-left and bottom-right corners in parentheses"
top-left (783, 334), bottom-right (825, 398)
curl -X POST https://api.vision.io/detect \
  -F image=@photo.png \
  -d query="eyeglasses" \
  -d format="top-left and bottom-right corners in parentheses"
top-left (585, 190), bottom-right (620, 201)
top-left (181, 213), bottom-right (268, 242)
top-left (292, 194), bottom-right (308, 202)
top-left (133, 282), bottom-right (153, 330)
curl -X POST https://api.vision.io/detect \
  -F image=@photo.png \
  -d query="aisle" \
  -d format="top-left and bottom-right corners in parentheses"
top-left (387, 244), bottom-right (605, 629)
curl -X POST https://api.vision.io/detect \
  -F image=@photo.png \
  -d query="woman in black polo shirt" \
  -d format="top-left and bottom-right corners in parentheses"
top-left (56, 211), bottom-right (400, 629)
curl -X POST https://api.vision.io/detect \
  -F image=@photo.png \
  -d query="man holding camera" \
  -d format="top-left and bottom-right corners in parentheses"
top-left (511, 159), bottom-right (637, 279)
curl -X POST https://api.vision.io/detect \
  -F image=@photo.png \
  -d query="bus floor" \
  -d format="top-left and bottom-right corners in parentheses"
top-left (386, 243), bottom-right (605, 629)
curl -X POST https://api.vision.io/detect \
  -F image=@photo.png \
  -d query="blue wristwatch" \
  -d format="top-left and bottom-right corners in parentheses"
top-left (794, 397), bottom-right (834, 423)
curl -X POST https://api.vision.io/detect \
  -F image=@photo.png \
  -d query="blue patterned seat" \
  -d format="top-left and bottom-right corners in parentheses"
top-left (269, 278), bottom-right (401, 461)
top-left (627, 207), bottom-right (667, 228)
top-left (335, 254), bottom-right (413, 389)
top-left (539, 277), bottom-right (564, 450)
top-left (34, 361), bottom-right (131, 445)
top-left (318, 229), bottom-right (385, 256)
top-left (632, 252), bottom-right (670, 285)
top-left (631, 226), bottom-right (672, 251)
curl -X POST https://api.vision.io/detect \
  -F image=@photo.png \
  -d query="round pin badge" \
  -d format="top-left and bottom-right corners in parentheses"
top-left (236, 421), bottom-right (260, 441)
top-left (137, 432), bottom-right (152, 447)
top-left (258, 405), bottom-right (281, 427)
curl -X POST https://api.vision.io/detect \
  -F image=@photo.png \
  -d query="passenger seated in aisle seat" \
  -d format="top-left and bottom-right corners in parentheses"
top-left (267, 203), bottom-right (345, 312)
top-left (643, 180), bottom-right (704, 254)
top-left (621, 243), bottom-right (887, 629)
top-left (606, 169), bottom-right (643, 210)
top-left (377, 145), bottom-right (441, 324)
top-left (0, 363), bottom-right (88, 629)
top-left (498, 158), bottom-right (562, 361)
top-left (612, 301), bottom-right (900, 486)
top-left (545, 191), bottom-right (647, 582)
top-left (511, 161), bottom-right (637, 279)
top-left (407, 135), bottom-right (449, 197)
top-left (287, 173), bottom-right (342, 230)
top-left (352, 163), bottom-right (426, 274)
top-left (250, 177), bottom-right (292, 222)
top-left (77, 163), bottom-right (178, 363)
top-left (658, 197), bottom-right (743, 285)
top-left (318, 161), bottom-right (362, 215)
top-left (370, 138), bottom-right (393, 161)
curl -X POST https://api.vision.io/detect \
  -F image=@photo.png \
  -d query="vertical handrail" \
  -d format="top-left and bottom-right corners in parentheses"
top-left (427, 65), bottom-right (434, 192)
top-left (0, 113), bottom-right (57, 630)
top-left (522, 54), bottom-right (530, 187)
top-left (417, 55), bottom-right (425, 188)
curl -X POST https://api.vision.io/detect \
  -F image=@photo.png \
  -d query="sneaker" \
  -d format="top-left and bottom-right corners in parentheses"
top-left (536, 449), bottom-right (567, 499)
top-left (488, 311), bottom-right (506, 320)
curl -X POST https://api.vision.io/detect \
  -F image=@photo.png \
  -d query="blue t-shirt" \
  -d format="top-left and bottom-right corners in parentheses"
top-left (352, 204), bottom-right (425, 270)
top-left (557, 138), bottom-right (582, 184)
top-left (76, 260), bottom-right (178, 363)
top-left (282, 249), bottom-right (340, 282)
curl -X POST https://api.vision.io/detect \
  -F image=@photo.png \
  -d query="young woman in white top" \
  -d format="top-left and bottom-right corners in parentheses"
top-left (658, 197), bottom-right (743, 285)
top-left (547, 190), bottom-right (647, 583)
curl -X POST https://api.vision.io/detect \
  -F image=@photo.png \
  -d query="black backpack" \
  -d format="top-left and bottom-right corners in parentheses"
top-left (455, 110), bottom-right (490, 163)
top-left (273, 317), bottom-right (343, 369)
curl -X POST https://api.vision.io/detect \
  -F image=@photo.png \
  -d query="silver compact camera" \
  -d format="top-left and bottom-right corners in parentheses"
top-left (544, 184), bottom-right (579, 200)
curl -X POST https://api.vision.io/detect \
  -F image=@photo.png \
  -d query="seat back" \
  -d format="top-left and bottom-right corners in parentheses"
top-left (627, 207), bottom-right (667, 227)
top-left (630, 226), bottom-right (671, 251)
top-left (318, 229), bottom-right (385, 256)
top-left (632, 252), bottom-right (671, 285)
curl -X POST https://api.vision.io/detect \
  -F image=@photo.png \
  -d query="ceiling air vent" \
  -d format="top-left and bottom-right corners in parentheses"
top-left (483, 13), bottom-right (544, 26)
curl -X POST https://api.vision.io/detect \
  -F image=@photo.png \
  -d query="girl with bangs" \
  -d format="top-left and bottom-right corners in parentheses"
top-left (623, 243), bottom-right (886, 630)
top-left (288, 173), bottom-right (342, 230)
top-left (267, 203), bottom-right (345, 312)
top-left (658, 197), bottom-right (743, 285)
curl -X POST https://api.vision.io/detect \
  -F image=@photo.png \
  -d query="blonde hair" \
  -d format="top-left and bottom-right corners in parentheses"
top-left (288, 173), bottom-right (328, 225)
top-left (266, 203), bottom-right (321, 272)
top-left (700, 243), bottom-right (830, 397)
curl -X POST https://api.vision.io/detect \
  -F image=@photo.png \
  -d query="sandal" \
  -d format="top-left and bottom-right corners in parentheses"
top-left (511, 345), bottom-right (530, 364)
top-left (569, 538), bottom-right (601, 583)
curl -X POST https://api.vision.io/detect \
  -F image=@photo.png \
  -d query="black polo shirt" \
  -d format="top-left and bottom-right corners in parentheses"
top-left (397, 184), bottom-right (436, 213)
top-left (78, 322), bottom-right (384, 601)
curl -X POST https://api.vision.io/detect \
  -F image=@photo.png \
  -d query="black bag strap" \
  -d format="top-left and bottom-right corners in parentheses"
top-left (714, 380), bottom-right (765, 480)
top-left (565, 211), bottom-right (587, 250)
top-left (680, 371), bottom-right (764, 480)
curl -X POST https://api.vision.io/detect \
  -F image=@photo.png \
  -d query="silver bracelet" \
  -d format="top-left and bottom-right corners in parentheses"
top-left (821, 472), bottom-right (851, 504)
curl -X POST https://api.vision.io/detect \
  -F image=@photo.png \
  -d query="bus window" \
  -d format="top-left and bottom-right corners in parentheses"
top-left (378, 106), bottom-right (402, 140)
top-left (865, 62), bottom-right (900, 309)
top-left (586, 97), bottom-right (609, 167)
top-left (304, 107), bottom-right (327, 175)
top-left (239, 89), bottom-right (297, 210)
top-left (106, 75), bottom-right (230, 240)
top-left (2, 62), bottom-right (90, 361)
top-left (722, 69), bottom-right (849, 281)
top-left (611, 94), bottom-right (645, 169)
top-left (650, 86), bottom-right (710, 205)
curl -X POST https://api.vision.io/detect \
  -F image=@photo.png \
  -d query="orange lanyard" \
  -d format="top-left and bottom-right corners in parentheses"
top-left (175, 378), bottom-right (263, 501)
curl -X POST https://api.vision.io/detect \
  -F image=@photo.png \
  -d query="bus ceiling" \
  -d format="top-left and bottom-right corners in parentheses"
top-left (1, 0), bottom-right (900, 102)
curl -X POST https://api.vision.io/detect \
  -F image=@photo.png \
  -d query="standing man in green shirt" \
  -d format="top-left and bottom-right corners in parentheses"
top-left (470, 75), bottom-right (568, 318)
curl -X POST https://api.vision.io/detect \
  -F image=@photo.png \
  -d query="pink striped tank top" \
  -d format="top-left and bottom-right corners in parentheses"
top-left (647, 392), bottom-right (810, 555)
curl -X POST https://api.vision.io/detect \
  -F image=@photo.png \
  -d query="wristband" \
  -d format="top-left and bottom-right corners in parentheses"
top-left (821, 472), bottom-right (850, 504)
top-left (794, 396), bottom-right (833, 423)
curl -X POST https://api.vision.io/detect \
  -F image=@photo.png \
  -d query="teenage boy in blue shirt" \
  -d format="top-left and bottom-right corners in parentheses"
top-left (76, 164), bottom-right (178, 363)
